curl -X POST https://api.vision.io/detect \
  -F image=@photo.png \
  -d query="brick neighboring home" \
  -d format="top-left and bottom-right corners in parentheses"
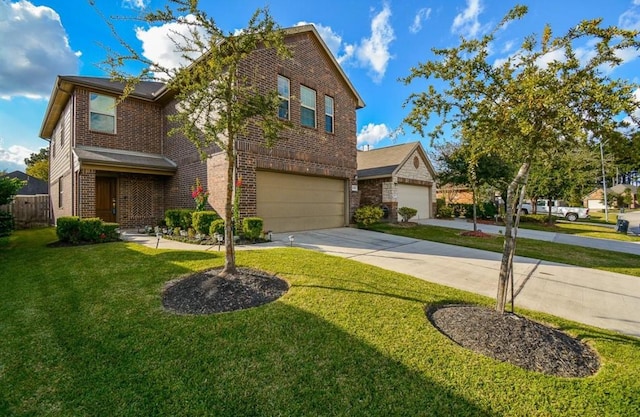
top-left (357, 142), bottom-right (436, 222)
top-left (584, 184), bottom-right (638, 210)
top-left (39, 25), bottom-right (365, 232)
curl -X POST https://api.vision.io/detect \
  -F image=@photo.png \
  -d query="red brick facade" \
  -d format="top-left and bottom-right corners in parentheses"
top-left (43, 26), bottom-right (362, 229)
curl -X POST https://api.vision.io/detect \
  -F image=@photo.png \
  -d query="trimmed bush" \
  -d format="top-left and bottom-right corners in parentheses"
top-left (354, 205), bottom-right (384, 227)
top-left (102, 222), bottom-right (120, 241)
top-left (209, 219), bottom-right (225, 237)
top-left (165, 209), bottom-right (194, 230)
top-left (242, 217), bottom-right (263, 241)
top-left (398, 206), bottom-right (418, 222)
top-left (79, 218), bottom-right (103, 243)
top-left (519, 214), bottom-right (555, 224)
top-left (0, 211), bottom-right (14, 237)
top-left (437, 205), bottom-right (454, 218)
top-left (56, 216), bottom-right (81, 243)
top-left (192, 211), bottom-right (220, 235)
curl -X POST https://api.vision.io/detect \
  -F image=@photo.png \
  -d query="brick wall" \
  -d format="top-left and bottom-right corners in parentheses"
top-left (117, 174), bottom-right (166, 228)
top-left (74, 88), bottom-right (163, 153)
top-left (78, 169), bottom-right (96, 219)
top-left (357, 177), bottom-right (396, 221)
top-left (232, 30), bottom-right (359, 221)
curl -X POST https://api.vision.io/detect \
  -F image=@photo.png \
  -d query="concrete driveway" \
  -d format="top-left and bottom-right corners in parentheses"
top-left (268, 228), bottom-right (640, 338)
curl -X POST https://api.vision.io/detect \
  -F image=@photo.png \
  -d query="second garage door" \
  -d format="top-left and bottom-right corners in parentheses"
top-left (397, 183), bottom-right (431, 220)
top-left (256, 171), bottom-right (346, 232)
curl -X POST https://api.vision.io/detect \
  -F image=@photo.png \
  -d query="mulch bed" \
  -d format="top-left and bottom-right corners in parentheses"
top-left (427, 304), bottom-right (600, 377)
top-left (460, 230), bottom-right (493, 238)
top-left (162, 267), bottom-right (289, 314)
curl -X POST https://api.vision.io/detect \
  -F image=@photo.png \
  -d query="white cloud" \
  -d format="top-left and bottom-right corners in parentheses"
top-left (0, 1), bottom-right (80, 99)
top-left (357, 123), bottom-right (391, 147)
top-left (619, 4), bottom-right (640, 31)
top-left (296, 7), bottom-right (395, 83)
top-left (356, 4), bottom-right (395, 83)
top-left (295, 21), bottom-right (355, 64)
top-left (122, 0), bottom-right (149, 9)
top-left (0, 138), bottom-right (33, 167)
top-left (451, 0), bottom-right (483, 38)
top-left (409, 8), bottom-right (432, 34)
top-left (135, 14), bottom-right (205, 75)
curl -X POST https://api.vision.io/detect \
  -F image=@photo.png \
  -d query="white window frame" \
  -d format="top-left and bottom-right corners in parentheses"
top-left (89, 93), bottom-right (116, 134)
top-left (300, 85), bottom-right (316, 128)
top-left (277, 75), bottom-right (290, 120)
top-left (325, 95), bottom-right (334, 134)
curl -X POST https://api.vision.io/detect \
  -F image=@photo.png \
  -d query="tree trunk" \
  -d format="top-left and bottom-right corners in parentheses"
top-left (221, 137), bottom-right (237, 277)
top-left (472, 186), bottom-right (478, 232)
top-left (496, 160), bottom-right (530, 313)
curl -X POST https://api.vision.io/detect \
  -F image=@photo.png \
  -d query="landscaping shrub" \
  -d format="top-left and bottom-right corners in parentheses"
top-left (0, 211), bottom-right (14, 237)
top-left (79, 218), bottom-right (103, 243)
top-left (398, 206), bottom-right (418, 222)
top-left (209, 219), bottom-right (225, 237)
top-left (519, 214), bottom-right (555, 224)
top-left (242, 217), bottom-right (263, 241)
top-left (102, 222), bottom-right (120, 240)
top-left (56, 216), bottom-right (81, 243)
top-left (354, 205), bottom-right (384, 227)
top-left (165, 209), bottom-right (194, 230)
top-left (482, 201), bottom-right (497, 219)
top-left (192, 211), bottom-right (220, 235)
top-left (436, 204), bottom-right (454, 218)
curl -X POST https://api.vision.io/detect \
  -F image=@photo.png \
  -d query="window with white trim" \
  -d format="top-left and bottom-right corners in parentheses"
top-left (89, 93), bottom-right (116, 133)
top-left (300, 85), bottom-right (316, 128)
top-left (58, 176), bottom-right (63, 208)
top-left (325, 95), bottom-right (334, 133)
top-left (277, 75), bottom-right (290, 120)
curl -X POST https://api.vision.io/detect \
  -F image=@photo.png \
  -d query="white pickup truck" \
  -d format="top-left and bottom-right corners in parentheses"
top-left (520, 200), bottom-right (590, 222)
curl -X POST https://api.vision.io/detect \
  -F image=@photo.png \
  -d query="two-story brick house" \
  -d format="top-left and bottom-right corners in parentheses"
top-left (39, 25), bottom-right (365, 232)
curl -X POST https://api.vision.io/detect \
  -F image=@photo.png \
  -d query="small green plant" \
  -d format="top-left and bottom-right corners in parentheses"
top-left (56, 216), bottom-right (81, 243)
top-left (354, 205), bottom-right (384, 227)
top-left (209, 219), bottom-right (225, 237)
top-left (437, 205), bottom-right (454, 218)
top-left (79, 218), bottom-right (103, 242)
top-left (0, 211), bottom-right (14, 237)
top-left (192, 211), bottom-right (220, 235)
top-left (242, 217), bottom-right (263, 241)
top-left (165, 209), bottom-right (194, 230)
top-left (398, 207), bottom-right (418, 222)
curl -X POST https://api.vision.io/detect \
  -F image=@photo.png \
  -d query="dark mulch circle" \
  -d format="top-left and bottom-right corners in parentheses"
top-left (162, 267), bottom-right (289, 315)
top-left (427, 304), bottom-right (600, 378)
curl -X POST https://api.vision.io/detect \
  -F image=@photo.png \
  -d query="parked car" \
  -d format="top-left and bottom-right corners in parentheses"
top-left (520, 200), bottom-right (589, 222)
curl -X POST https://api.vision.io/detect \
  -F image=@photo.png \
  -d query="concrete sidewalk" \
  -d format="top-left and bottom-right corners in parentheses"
top-left (121, 227), bottom-right (640, 338)
top-left (418, 218), bottom-right (640, 255)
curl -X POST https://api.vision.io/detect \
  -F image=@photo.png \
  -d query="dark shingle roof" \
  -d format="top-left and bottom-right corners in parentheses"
top-left (5, 171), bottom-right (48, 195)
top-left (357, 142), bottom-right (420, 179)
top-left (73, 146), bottom-right (177, 173)
top-left (58, 76), bottom-right (166, 99)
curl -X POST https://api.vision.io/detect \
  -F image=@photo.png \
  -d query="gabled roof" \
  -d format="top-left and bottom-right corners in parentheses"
top-left (40, 24), bottom-right (364, 140)
top-left (73, 146), bottom-right (177, 175)
top-left (39, 76), bottom-right (166, 139)
top-left (5, 171), bottom-right (48, 195)
top-left (357, 142), bottom-right (435, 180)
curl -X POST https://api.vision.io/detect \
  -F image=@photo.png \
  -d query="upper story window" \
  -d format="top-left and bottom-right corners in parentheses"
top-left (277, 75), bottom-right (290, 120)
top-left (58, 176), bottom-right (63, 208)
top-left (300, 85), bottom-right (316, 128)
top-left (325, 95), bottom-right (334, 134)
top-left (89, 93), bottom-right (116, 134)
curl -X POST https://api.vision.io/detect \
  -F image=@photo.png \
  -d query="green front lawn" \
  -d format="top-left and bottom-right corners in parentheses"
top-left (372, 223), bottom-right (640, 278)
top-left (1, 228), bottom-right (639, 416)
top-left (519, 220), bottom-right (640, 242)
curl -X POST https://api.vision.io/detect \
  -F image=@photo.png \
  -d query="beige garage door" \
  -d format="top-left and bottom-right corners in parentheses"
top-left (256, 171), bottom-right (346, 232)
top-left (397, 184), bottom-right (431, 220)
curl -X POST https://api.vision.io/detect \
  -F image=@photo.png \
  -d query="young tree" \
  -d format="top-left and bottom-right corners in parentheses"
top-left (98, 1), bottom-right (291, 277)
top-left (402, 5), bottom-right (640, 313)
top-left (0, 172), bottom-right (24, 206)
top-left (24, 148), bottom-right (49, 181)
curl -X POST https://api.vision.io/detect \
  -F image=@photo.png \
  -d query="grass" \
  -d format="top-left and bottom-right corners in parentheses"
top-left (514, 220), bottom-right (640, 242)
top-left (1, 228), bottom-right (639, 416)
top-left (371, 223), bottom-right (640, 278)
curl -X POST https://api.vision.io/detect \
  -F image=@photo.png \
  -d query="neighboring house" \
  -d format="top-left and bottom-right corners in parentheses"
top-left (584, 184), bottom-right (638, 209)
top-left (39, 25), bottom-right (364, 232)
top-left (357, 142), bottom-right (436, 222)
top-left (436, 184), bottom-right (474, 205)
top-left (5, 171), bottom-right (48, 196)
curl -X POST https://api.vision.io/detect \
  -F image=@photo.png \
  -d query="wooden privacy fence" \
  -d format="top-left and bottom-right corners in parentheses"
top-left (0, 195), bottom-right (50, 229)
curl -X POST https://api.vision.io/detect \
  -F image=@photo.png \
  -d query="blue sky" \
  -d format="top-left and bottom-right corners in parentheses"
top-left (1, 0), bottom-right (640, 171)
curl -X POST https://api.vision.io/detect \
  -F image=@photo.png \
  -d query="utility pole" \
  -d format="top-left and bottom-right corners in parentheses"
top-left (600, 139), bottom-right (609, 223)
